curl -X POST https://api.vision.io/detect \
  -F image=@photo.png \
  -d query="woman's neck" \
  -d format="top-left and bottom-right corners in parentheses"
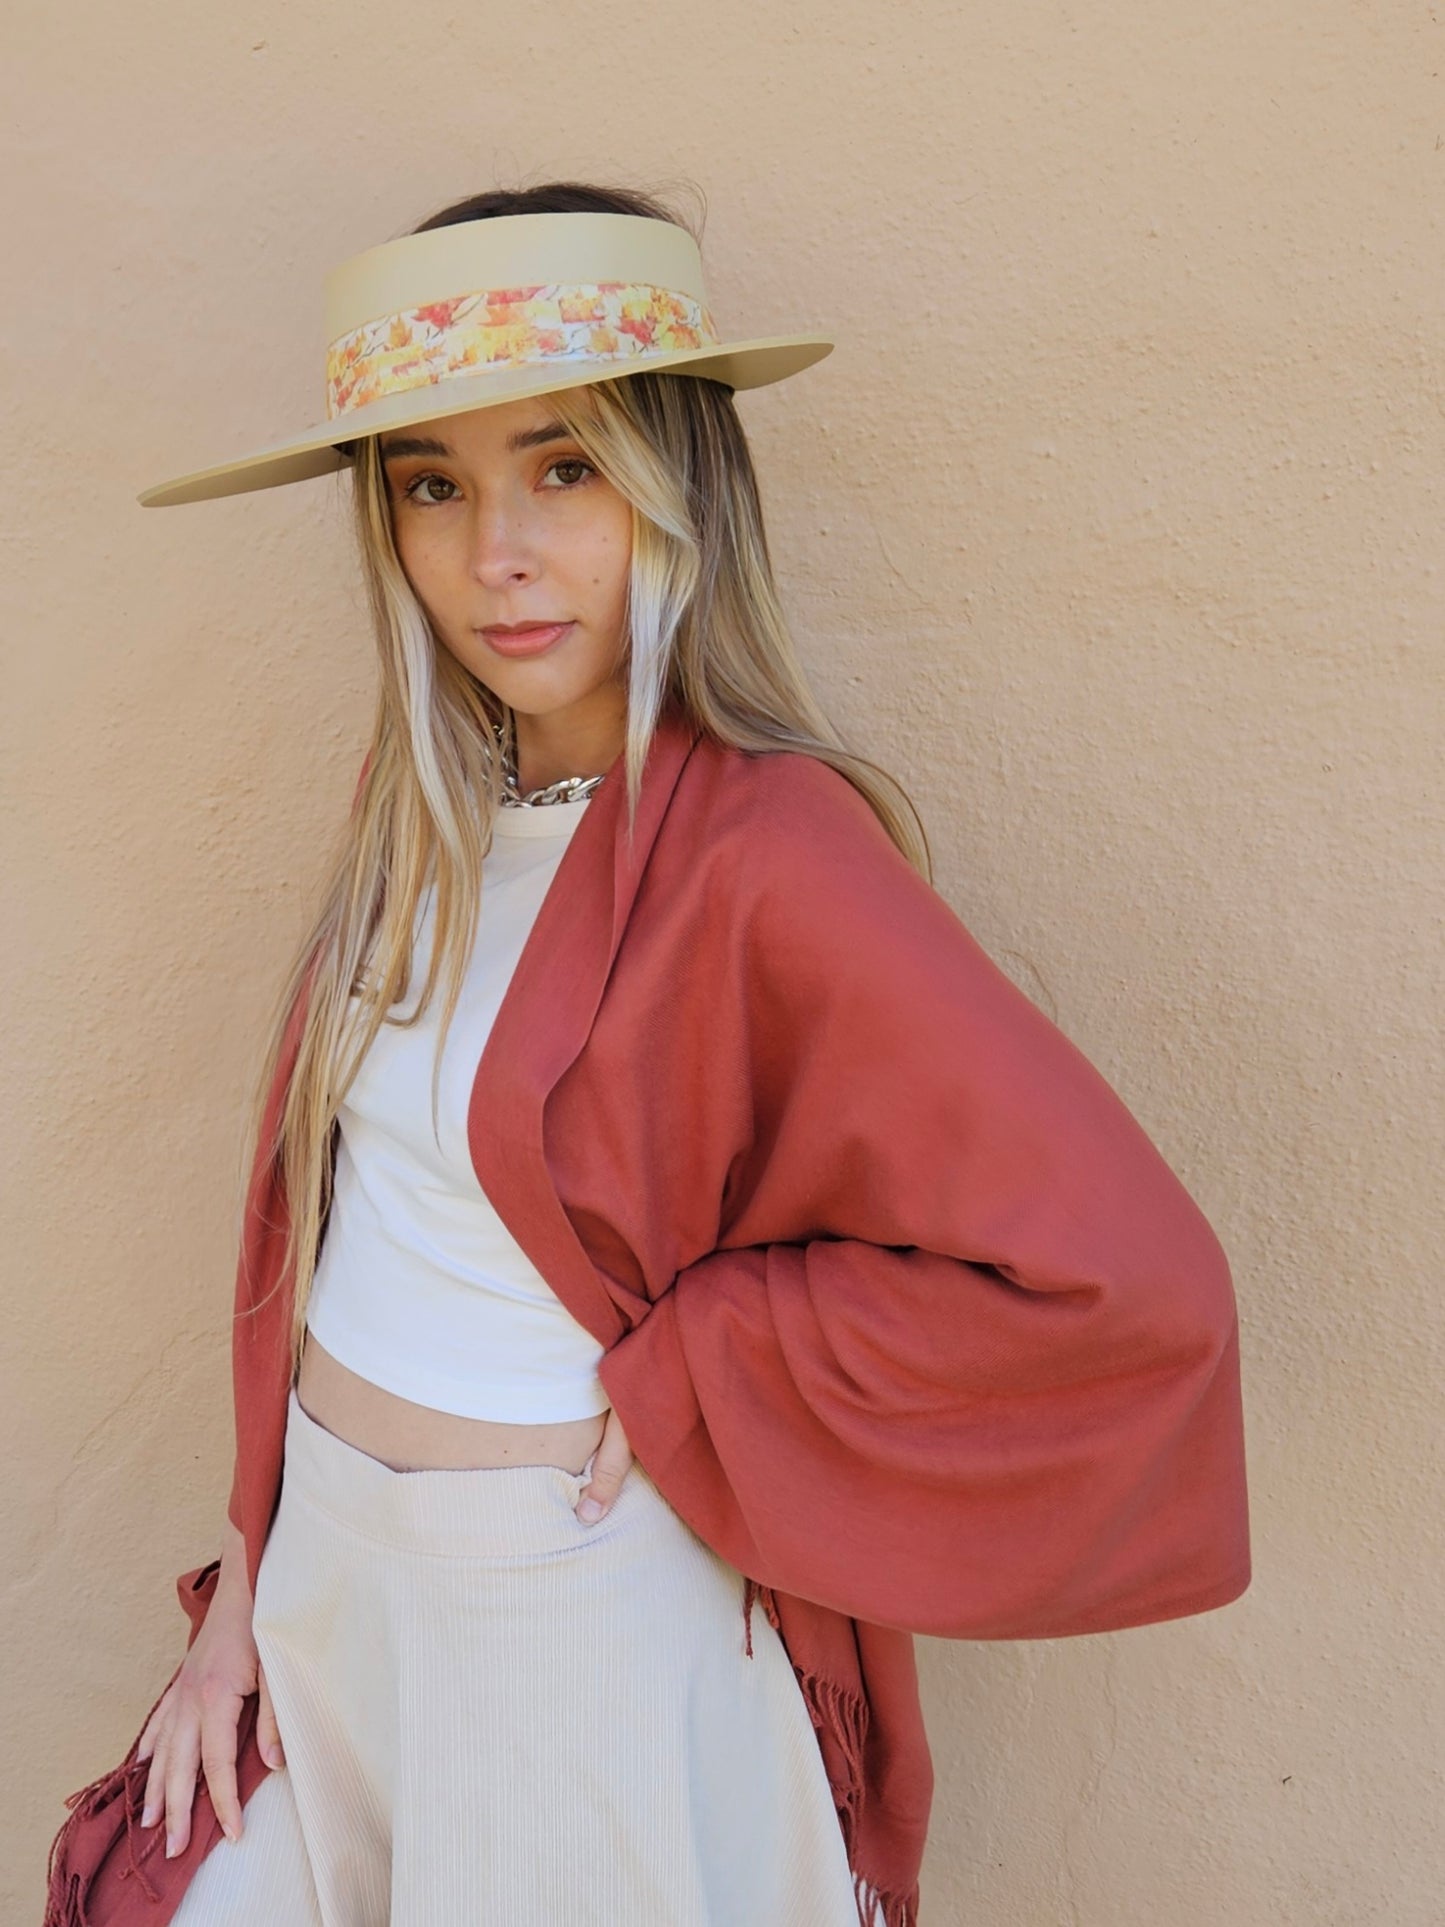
top-left (510, 692), bottom-right (627, 794)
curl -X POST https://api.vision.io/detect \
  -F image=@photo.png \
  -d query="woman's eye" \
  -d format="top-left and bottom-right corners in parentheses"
top-left (402, 473), bottom-right (458, 506)
top-left (542, 457), bottom-right (596, 489)
top-left (397, 457), bottom-right (596, 507)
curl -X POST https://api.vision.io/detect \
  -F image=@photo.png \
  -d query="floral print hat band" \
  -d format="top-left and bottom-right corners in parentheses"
top-left (137, 211), bottom-right (834, 508)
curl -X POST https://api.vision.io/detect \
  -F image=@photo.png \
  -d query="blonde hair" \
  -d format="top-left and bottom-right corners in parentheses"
top-left (235, 185), bottom-right (933, 1382)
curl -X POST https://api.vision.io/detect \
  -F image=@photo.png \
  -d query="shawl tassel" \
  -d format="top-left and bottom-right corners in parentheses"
top-left (742, 1579), bottom-right (920, 1927)
top-left (43, 1673), bottom-right (176, 1926)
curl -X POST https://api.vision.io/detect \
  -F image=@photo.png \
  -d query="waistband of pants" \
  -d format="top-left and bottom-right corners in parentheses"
top-left (279, 1384), bottom-right (642, 1558)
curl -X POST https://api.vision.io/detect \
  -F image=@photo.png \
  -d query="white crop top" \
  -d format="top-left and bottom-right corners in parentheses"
top-left (304, 796), bottom-right (610, 1424)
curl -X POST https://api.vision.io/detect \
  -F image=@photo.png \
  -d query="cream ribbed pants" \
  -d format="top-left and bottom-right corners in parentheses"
top-left (172, 1387), bottom-right (863, 1926)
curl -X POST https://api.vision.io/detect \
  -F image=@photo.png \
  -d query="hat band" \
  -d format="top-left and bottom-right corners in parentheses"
top-left (325, 280), bottom-right (721, 420)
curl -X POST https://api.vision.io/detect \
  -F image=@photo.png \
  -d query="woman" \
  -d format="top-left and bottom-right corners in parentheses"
top-left (45, 181), bottom-right (1250, 1927)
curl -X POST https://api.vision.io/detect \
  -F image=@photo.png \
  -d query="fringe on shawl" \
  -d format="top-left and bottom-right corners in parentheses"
top-left (43, 1671), bottom-right (178, 1927)
top-left (741, 1579), bottom-right (921, 1927)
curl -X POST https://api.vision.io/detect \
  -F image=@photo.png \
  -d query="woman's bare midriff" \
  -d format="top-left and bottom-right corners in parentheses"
top-left (295, 1330), bottom-right (609, 1477)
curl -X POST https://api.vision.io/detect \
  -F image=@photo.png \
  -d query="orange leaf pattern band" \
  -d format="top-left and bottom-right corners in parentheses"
top-left (325, 281), bottom-right (722, 420)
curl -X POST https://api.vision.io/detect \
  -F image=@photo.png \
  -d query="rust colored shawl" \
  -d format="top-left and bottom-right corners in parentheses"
top-left (46, 706), bottom-right (1250, 1926)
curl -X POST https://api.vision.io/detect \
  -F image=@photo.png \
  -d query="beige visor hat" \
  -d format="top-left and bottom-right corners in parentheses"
top-left (137, 211), bottom-right (834, 508)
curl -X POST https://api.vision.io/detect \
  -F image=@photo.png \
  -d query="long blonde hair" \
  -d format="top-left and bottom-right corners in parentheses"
top-left (235, 180), bottom-right (933, 1379)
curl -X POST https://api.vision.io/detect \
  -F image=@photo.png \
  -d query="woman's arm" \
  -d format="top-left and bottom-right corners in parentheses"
top-left (601, 1230), bottom-right (1245, 1639)
top-left (599, 754), bottom-right (1250, 1639)
top-left (218, 1508), bottom-right (251, 1600)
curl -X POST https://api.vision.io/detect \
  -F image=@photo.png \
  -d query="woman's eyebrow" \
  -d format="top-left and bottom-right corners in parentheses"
top-left (378, 421), bottom-right (572, 462)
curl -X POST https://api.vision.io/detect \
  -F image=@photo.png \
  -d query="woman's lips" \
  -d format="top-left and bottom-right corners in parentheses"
top-left (478, 621), bottom-right (574, 659)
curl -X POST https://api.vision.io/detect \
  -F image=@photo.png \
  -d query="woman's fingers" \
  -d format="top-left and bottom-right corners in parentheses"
top-left (134, 1688), bottom-right (175, 1772)
top-left (576, 1405), bottom-right (634, 1524)
top-left (135, 1681), bottom-right (174, 1766)
top-left (199, 1676), bottom-right (246, 1846)
top-left (139, 1703), bottom-right (175, 1828)
top-left (162, 1705), bottom-right (203, 1857)
top-left (136, 1587), bottom-right (259, 1853)
top-left (256, 1658), bottom-right (286, 1772)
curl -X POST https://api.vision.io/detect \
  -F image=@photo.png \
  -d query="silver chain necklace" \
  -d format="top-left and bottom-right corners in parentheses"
top-left (495, 721), bottom-right (609, 809)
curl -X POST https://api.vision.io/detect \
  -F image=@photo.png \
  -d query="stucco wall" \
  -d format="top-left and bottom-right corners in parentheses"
top-left (8, 4), bottom-right (1442, 1921)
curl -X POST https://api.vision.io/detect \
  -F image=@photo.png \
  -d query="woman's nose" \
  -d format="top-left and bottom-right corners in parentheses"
top-left (465, 502), bottom-right (539, 585)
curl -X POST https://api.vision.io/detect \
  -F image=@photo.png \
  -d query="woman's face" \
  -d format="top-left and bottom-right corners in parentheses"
top-left (379, 391), bottom-right (632, 773)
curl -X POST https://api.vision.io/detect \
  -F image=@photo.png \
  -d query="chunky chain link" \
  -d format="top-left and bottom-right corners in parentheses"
top-left (495, 719), bottom-right (609, 809)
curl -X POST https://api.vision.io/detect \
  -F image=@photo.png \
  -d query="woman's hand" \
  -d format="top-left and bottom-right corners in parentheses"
top-left (135, 1538), bottom-right (284, 1859)
top-left (575, 1403), bottom-right (634, 1524)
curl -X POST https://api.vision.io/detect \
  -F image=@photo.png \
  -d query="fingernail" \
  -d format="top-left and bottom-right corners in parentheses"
top-left (140, 1802), bottom-right (157, 1828)
top-left (577, 1497), bottom-right (604, 1524)
top-left (223, 1822), bottom-right (238, 1844)
top-left (165, 1834), bottom-right (180, 1858)
top-left (265, 1744), bottom-right (284, 1769)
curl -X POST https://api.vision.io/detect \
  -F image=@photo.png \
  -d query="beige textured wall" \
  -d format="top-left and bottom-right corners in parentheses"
top-left (7, 4), bottom-right (1441, 1921)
